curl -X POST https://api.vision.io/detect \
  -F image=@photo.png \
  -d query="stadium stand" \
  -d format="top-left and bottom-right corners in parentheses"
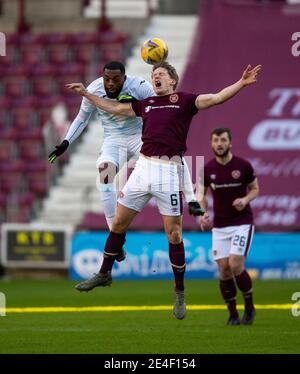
top-left (84, 0), bottom-right (158, 19)
top-left (0, 28), bottom-right (129, 224)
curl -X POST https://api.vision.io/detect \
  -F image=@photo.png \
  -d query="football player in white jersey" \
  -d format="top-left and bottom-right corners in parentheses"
top-left (48, 62), bottom-right (203, 253)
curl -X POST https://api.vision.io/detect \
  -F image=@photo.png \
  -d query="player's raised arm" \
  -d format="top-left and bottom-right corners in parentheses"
top-left (195, 64), bottom-right (262, 110)
top-left (66, 83), bottom-right (136, 117)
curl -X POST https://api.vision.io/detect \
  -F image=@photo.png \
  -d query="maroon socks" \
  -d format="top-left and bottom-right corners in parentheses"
top-left (235, 269), bottom-right (254, 311)
top-left (219, 278), bottom-right (239, 318)
top-left (100, 231), bottom-right (126, 273)
top-left (169, 242), bottom-right (186, 291)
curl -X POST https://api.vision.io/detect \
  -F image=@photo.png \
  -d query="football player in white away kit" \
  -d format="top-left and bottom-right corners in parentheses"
top-left (48, 61), bottom-right (203, 251)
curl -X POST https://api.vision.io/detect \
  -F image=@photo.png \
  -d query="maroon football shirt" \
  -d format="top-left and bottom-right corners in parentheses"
top-left (204, 155), bottom-right (256, 228)
top-left (131, 92), bottom-right (198, 159)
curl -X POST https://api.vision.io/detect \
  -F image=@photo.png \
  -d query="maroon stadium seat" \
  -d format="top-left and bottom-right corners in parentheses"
top-left (73, 44), bottom-right (98, 64)
top-left (7, 206), bottom-right (32, 223)
top-left (24, 159), bottom-right (48, 173)
top-left (18, 141), bottom-right (44, 161)
top-left (11, 191), bottom-right (35, 207)
top-left (30, 64), bottom-right (57, 96)
top-left (20, 43), bottom-right (45, 66)
top-left (0, 159), bottom-right (25, 173)
top-left (47, 43), bottom-right (71, 65)
top-left (0, 127), bottom-right (19, 141)
top-left (18, 32), bottom-right (46, 65)
top-left (0, 140), bottom-right (16, 162)
top-left (44, 33), bottom-right (72, 45)
top-left (16, 127), bottom-right (43, 141)
top-left (56, 63), bottom-right (85, 96)
top-left (0, 97), bottom-right (12, 126)
top-left (0, 192), bottom-right (7, 222)
top-left (9, 96), bottom-right (37, 111)
top-left (11, 106), bottom-right (37, 131)
top-left (5, 33), bottom-right (21, 45)
top-left (6, 192), bottom-right (35, 223)
top-left (2, 66), bottom-right (29, 98)
top-left (0, 45), bottom-right (18, 68)
top-left (61, 94), bottom-right (82, 121)
top-left (99, 32), bottom-right (127, 62)
top-left (0, 192), bottom-right (7, 206)
top-left (35, 95), bottom-right (63, 126)
top-left (27, 172), bottom-right (49, 197)
top-left (71, 33), bottom-right (99, 64)
top-left (0, 172), bottom-right (24, 194)
top-left (71, 32), bottom-right (99, 45)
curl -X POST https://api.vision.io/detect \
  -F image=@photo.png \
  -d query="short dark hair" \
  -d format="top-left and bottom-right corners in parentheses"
top-left (211, 127), bottom-right (232, 141)
top-left (152, 61), bottom-right (179, 89)
top-left (103, 61), bottom-right (125, 74)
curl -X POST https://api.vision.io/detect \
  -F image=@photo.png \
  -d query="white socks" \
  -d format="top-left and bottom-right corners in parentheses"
top-left (182, 158), bottom-right (196, 203)
top-left (99, 183), bottom-right (117, 230)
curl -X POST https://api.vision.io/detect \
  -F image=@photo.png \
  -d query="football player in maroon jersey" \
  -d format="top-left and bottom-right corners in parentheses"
top-left (199, 128), bottom-right (259, 325)
top-left (67, 62), bottom-right (261, 321)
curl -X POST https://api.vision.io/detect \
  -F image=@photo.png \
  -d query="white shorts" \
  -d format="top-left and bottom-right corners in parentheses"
top-left (96, 134), bottom-right (142, 170)
top-left (118, 156), bottom-right (183, 216)
top-left (212, 224), bottom-right (254, 261)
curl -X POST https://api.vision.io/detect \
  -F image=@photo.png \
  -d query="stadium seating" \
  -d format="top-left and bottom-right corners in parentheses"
top-left (0, 30), bottom-right (128, 223)
top-left (56, 63), bottom-right (85, 97)
top-left (3, 73), bottom-right (28, 99)
top-left (26, 172), bottom-right (49, 198)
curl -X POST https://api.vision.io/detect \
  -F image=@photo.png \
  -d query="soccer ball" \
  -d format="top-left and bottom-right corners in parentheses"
top-left (141, 38), bottom-right (168, 65)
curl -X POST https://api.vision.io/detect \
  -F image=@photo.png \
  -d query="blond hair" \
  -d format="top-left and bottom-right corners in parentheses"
top-left (152, 61), bottom-right (179, 90)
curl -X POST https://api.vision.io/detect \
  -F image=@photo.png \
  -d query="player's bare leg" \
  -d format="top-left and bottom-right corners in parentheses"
top-left (217, 258), bottom-right (240, 325)
top-left (99, 161), bottom-right (126, 262)
top-left (162, 215), bottom-right (186, 319)
top-left (229, 255), bottom-right (255, 325)
top-left (75, 204), bottom-right (138, 292)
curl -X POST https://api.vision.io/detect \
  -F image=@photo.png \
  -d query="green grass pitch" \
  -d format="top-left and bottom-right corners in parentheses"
top-left (0, 279), bottom-right (299, 354)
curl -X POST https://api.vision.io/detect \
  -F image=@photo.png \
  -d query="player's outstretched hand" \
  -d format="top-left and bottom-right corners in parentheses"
top-left (66, 83), bottom-right (87, 95)
top-left (48, 140), bottom-right (69, 163)
top-left (241, 64), bottom-right (262, 86)
top-left (199, 212), bottom-right (212, 231)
